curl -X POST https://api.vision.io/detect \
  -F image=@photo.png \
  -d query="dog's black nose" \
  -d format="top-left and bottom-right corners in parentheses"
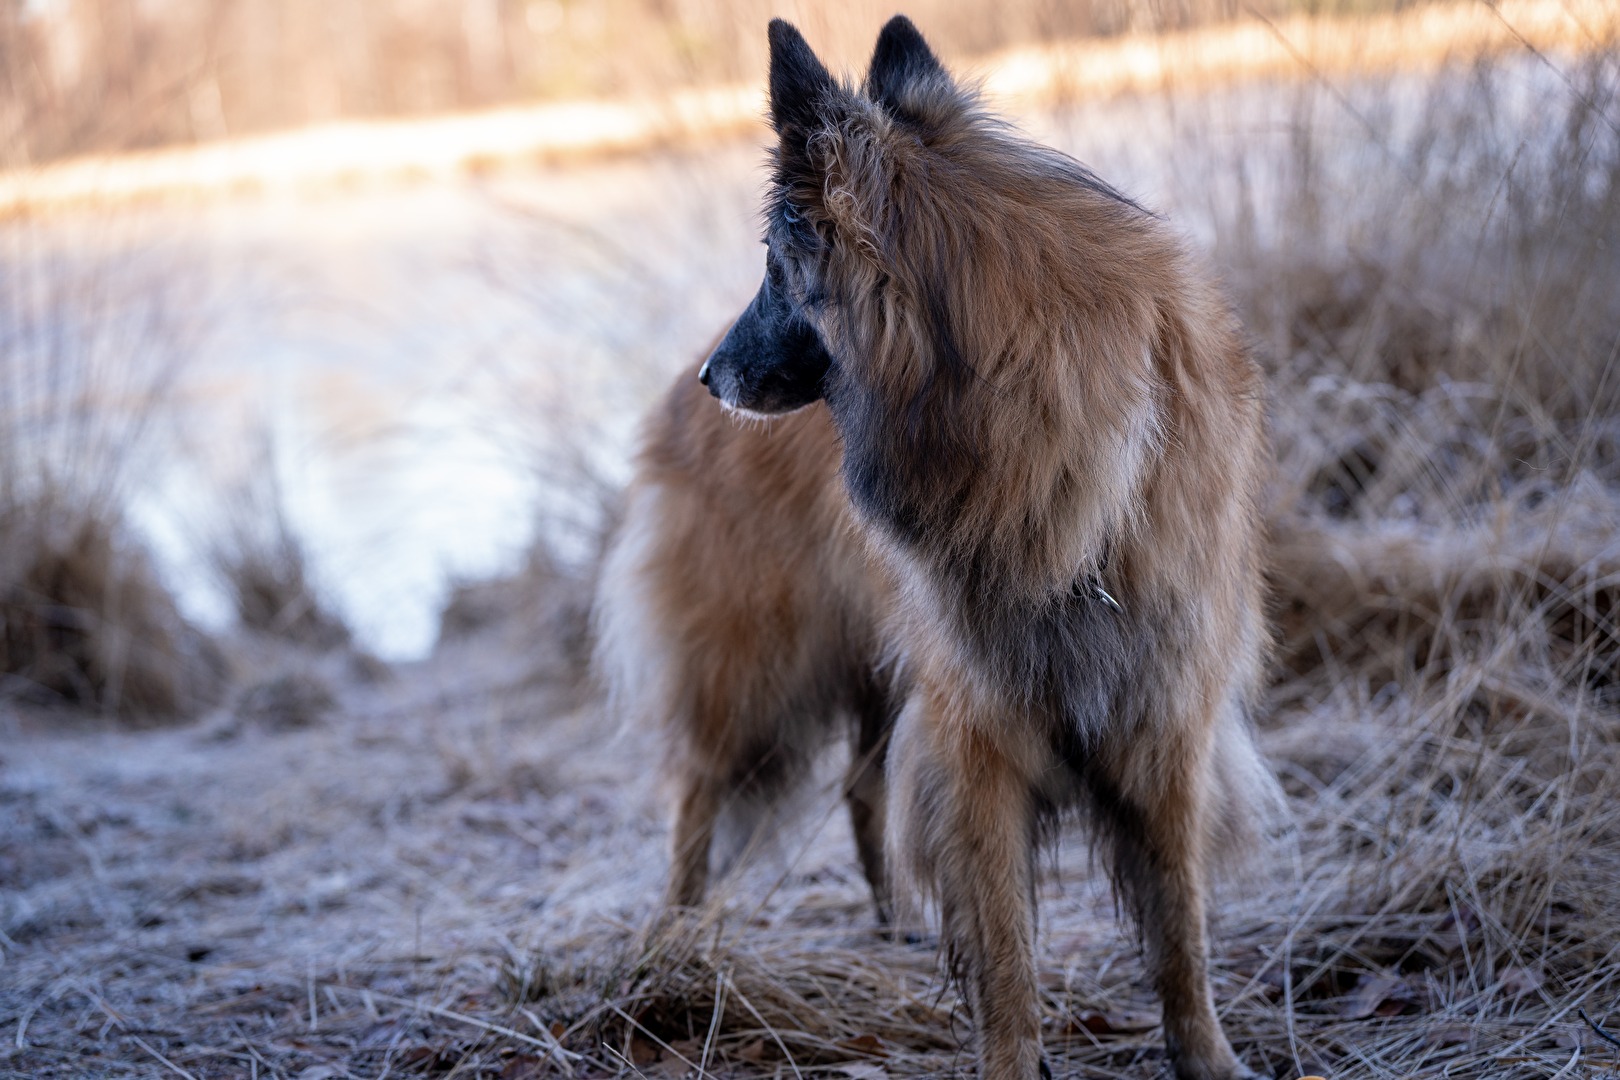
top-left (698, 360), bottom-right (711, 386)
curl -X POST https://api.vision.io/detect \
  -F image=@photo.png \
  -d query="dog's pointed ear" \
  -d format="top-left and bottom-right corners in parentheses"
top-left (865, 15), bottom-right (948, 115)
top-left (769, 19), bottom-right (835, 135)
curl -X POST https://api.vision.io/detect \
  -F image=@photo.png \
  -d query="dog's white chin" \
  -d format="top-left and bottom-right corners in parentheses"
top-left (718, 398), bottom-right (810, 421)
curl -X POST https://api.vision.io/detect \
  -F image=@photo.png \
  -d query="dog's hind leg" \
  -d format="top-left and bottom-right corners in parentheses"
top-left (845, 679), bottom-right (895, 927)
top-left (664, 768), bottom-right (722, 909)
top-left (665, 698), bottom-right (821, 912)
top-left (1086, 724), bottom-right (1254, 1080)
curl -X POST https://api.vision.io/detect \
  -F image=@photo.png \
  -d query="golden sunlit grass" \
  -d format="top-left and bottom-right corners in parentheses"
top-left (0, 0), bottom-right (1610, 215)
top-left (0, 0), bottom-right (1464, 169)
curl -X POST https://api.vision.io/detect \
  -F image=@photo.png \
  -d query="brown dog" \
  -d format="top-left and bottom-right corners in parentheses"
top-left (596, 16), bottom-right (1277, 1080)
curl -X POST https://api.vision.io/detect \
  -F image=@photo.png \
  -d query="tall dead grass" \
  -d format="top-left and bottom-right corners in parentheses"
top-left (1228, 50), bottom-right (1620, 1072)
top-left (209, 428), bottom-right (352, 651)
top-left (0, 215), bottom-right (227, 721)
top-left (0, 495), bottom-right (223, 721)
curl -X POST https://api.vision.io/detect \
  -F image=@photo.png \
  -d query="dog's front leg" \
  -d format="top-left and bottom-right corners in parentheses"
top-left (892, 689), bottom-right (1046, 1079)
top-left (1088, 725), bottom-right (1255, 1080)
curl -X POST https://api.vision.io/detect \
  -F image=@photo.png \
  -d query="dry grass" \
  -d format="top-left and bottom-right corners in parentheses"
top-left (209, 432), bottom-right (352, 652)
top-left (436, 541), bottom-right (598, 695)
top-left (0, 494), bottom-right (225, 722)
top-left (0, 216), bottom-right (226, 722)
top-left (2, 20), bottom-right (1619, 1080)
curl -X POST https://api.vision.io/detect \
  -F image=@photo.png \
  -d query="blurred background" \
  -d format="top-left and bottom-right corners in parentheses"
top-left (2, 0), bottom-right (1398, 166)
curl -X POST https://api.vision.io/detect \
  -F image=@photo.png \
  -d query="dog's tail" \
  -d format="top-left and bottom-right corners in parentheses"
top-left (1207, 699), bottom-right (1289, 876)
top-left (590, 481), bottom-right (672, 738)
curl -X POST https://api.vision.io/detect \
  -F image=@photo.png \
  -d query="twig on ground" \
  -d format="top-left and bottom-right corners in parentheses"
top-left (1580, 1008), bottom-right (1620, 1053)
top-left (130, 1036), bottom-right (200, 1080)
top-left (602, 1040), bottom-right (651, 1078)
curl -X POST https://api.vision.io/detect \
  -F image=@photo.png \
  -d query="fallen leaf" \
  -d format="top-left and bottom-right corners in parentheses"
top-left (1337, 971), bottom-right (1423, 1020)
top-left (1066, 1009), bottom-right (1160, 1035)
top-left (500, 1055), bottom-right (548, 1079)
top-left (839, 1033), bottom-right (889, 1057)
top-left (629, 1032), bottom-right (662, 1065)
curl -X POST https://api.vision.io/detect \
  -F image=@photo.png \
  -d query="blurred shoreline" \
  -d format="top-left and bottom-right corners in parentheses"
top-left (2, 0), bottom-right (1610, 216)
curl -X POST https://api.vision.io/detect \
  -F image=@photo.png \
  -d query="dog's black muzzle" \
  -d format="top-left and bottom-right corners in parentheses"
top-left (701, 261), bottom-right (832, 415)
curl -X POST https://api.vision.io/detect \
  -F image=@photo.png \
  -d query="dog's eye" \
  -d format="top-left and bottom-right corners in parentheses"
top-left (776, 200), bottom-right (820, 252)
